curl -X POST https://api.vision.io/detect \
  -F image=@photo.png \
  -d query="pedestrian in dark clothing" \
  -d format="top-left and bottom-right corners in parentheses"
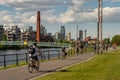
top-left (61, 47), bottom-right (67, 59)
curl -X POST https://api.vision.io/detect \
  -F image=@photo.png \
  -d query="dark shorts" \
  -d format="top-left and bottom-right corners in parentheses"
top-left (31, 56), bottom-right (38, 61)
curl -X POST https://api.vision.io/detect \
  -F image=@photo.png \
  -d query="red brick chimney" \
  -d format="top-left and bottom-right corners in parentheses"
top-left (36, 11), bottom-right (40, 42)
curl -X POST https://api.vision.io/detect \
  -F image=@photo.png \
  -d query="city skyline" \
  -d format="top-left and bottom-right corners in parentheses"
top-left (0, 0), bottom-right (120, 40)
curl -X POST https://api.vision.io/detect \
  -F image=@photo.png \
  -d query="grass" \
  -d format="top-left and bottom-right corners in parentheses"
top-left (36, 49), bottom-right (120, 80)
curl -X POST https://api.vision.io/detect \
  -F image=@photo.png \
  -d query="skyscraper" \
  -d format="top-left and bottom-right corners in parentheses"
top-left (36, 11), bottom-right (41, 42)
top-left (60, 26), bottom-right (65, 40)
top-left (79, 30), bottom-right (83, 41)
top-left (66, 32), bottom-right (71, 41)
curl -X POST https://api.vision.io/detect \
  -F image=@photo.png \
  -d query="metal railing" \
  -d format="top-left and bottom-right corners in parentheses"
top-left (0, 41), bottom-right (70, 48)
top-left (0, 50), bottom-right (60, 67)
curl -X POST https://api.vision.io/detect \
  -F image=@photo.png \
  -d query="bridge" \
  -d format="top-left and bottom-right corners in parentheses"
top-left (0, 41), bottom-right (71, 48)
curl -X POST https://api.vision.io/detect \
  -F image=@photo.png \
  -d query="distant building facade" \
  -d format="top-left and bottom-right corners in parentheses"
top-left (21, 26), bottom-right (35, 42)
top-left (5, 26), bottom-right (21, 41)
top-left (66, 32), bottom-right (71, 41)
top-left (60, 26), bottom-right (65, 40)
top-left (79, 30), bottom-right (83, 41)
top-left (54, 32), bottom-right (62, 40)
top-left (0, 25), bottom-right (4, 41)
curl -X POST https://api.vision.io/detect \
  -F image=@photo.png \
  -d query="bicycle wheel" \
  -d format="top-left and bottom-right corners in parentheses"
top-left (28, 60), bottom-right (33, 73)
top-left (35, 60), bottom-right (40, 71)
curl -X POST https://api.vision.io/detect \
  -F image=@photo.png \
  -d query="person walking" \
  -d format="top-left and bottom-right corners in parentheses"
top-left (75, 46), bottom-right (79, 55)
top-left (61, 47), bottom-right (67, 59)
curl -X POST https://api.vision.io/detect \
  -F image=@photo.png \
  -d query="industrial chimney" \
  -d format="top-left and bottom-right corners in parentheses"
top-left (36, 11), bottom-right (40, 42)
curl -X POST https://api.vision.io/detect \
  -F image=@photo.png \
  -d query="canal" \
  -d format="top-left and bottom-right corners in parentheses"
top-left (0, 48), bottom-right (62, 67)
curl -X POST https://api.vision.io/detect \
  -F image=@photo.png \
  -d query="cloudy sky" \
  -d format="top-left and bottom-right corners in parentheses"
top-left (0, 0), bottom-right (120, 40)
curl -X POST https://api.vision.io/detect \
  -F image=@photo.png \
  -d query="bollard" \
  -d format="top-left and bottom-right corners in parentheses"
top-left (48, 51), bottom-right (50, 60)
top-left (4, 55), bottom-right (6, 67)
top-left (16, 54), bottom-right (18, 66)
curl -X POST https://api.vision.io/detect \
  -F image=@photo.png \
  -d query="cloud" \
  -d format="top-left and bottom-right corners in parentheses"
top-left (44, 6), bottom-right (120, 24)
top-left (103, 7), bottom-right (120, 23)
top-left (110, 0), bottom-right (120, 2)
top-left (0, 0), bottom-right (71, 11)
top-left (0, 10), bottom-right (36, 27)
top-left (0, 0), bottom-right (120, 27)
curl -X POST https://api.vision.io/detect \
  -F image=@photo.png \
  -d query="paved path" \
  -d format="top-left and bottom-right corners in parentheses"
top-left (0, 52), bottom-right (95, 80)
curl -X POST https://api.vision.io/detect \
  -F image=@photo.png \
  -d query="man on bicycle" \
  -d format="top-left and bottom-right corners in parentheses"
top-left (28, 43), bottom-right (40, 72)
top-left (29, 43), bottom-right (39, 61)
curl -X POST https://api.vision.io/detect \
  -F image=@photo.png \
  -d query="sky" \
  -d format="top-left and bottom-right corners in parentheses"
top-left (0, 0), bottom-right (120, 40)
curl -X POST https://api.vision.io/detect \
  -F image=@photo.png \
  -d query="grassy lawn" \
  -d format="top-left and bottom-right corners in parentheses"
top-left (36, 49), bottom-right (120, 80)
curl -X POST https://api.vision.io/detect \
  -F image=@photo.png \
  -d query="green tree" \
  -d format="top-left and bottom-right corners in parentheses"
top-left (111, 35), bottom-right (120, 45)
top-left (104, 38), bottom-right (110, 45)
top-left (2, 34), bottom-right (7, 41)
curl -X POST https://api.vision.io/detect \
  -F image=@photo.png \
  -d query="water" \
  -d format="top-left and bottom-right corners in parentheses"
top-left (0, 48), bottom-right (61, 54)
top-left (0, 48), bottom-right (61, 67)
top-left (0, 49), bottom-right (28, 55)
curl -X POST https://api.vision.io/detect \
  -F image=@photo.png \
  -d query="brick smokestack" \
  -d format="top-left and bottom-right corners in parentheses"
top-left (36, 11), bottom-right (41, 42)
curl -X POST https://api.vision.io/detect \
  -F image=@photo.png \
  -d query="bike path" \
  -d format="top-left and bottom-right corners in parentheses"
top-left (0, 52), bottom-right (95, 80)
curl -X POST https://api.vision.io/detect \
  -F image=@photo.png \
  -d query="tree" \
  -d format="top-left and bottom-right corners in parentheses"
top-left (104, 38), bottom-right (110, 45)
top-left (111, 35), bottom-right (120, 45)
top-left (2, 34), bottom-right (7, 41)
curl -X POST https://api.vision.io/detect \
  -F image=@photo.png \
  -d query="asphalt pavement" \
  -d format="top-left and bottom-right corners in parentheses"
top-left (0, 52), bottom-right (95, 80)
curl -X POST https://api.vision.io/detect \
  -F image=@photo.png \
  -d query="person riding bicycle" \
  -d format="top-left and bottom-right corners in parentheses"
top-left (28, 43), bottom-right (40, 72)
top-left (28, 43), bottom-right (39, 61)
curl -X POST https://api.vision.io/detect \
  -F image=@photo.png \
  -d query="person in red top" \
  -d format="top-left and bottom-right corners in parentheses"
top-left (113, 43), bottom-right (117, 49)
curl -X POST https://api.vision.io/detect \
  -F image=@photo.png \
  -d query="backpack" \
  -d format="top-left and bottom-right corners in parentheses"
top-left (29, 46), bottom-right (35, 54)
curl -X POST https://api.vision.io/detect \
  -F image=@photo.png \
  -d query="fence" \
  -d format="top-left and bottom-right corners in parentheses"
top-left (0, 41), bottom-right (70, 48)
top-left (0, 50), bottom-right (60, 67)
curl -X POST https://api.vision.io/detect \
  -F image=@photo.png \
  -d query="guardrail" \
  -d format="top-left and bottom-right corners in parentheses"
top-left (0, 50), bottom-right (61, 67)
top-left (0, 41), bottom-right (70, 48)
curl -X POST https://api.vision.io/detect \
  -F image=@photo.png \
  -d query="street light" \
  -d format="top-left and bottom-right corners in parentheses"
top-left (98, 0), bottom-right (103, 54)
top-left (84, 30), bottom-right (87, 52)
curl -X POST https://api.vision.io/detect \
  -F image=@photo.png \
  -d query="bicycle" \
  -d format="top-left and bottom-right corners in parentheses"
top-left (28, 54), bottom-right (40, 73)
top-left (61, 52), bottom-right (67, 60)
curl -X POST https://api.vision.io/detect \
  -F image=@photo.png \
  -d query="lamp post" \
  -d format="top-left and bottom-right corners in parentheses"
top-left (84, 30), bottom-right (87, 41)
top-left (84, 30), bottom-right (87, 52)
top-left (76, 24), bottom-right (79, 41)
top-left (98, 0), bottom-right (103, 54)
top-left (97, 21), bottom-right (99, 54)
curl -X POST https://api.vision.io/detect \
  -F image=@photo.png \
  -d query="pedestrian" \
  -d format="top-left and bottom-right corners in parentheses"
top-left (80, 41), bottom-right (84, 54)
top-left (61, 47), bottom-right (67, 59)
top-left (75, 46), bottom-right (79, 55)
top-left (93, 43), bottom-right (97, 53)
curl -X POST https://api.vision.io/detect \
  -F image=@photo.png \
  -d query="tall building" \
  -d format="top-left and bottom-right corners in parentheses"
top-left (79, 30), bottom-right (83, 41)
top-left (41, 25), bottom-right (47, 36)
top-left (54, 32), bottom-right (61, 40)
top-left (60, 26), bottom-right (65, 40)
top-left (66, 32), bottom-right (71, 41)
top-left (36, 11), bottom-right (41, 42)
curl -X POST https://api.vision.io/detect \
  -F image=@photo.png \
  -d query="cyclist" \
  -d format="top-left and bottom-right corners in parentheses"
top-left (28, 43), bottom-right (40, 72)
top-left (28, 43), bottom-right (40, 61)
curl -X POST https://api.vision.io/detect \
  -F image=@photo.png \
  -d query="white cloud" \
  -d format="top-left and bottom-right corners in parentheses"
top-left (0, 0), bottom-right (70, 11)
top-left (110, 0), bottom-right (120, 2)
top-left (0, 0), bottom-right (120, 27)
top-left (103, 7), bottom-right (120, 23)
top-left (44, 6), bottom-right (120, 24)
top-left (0, 10), bottom-right (36, 27)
